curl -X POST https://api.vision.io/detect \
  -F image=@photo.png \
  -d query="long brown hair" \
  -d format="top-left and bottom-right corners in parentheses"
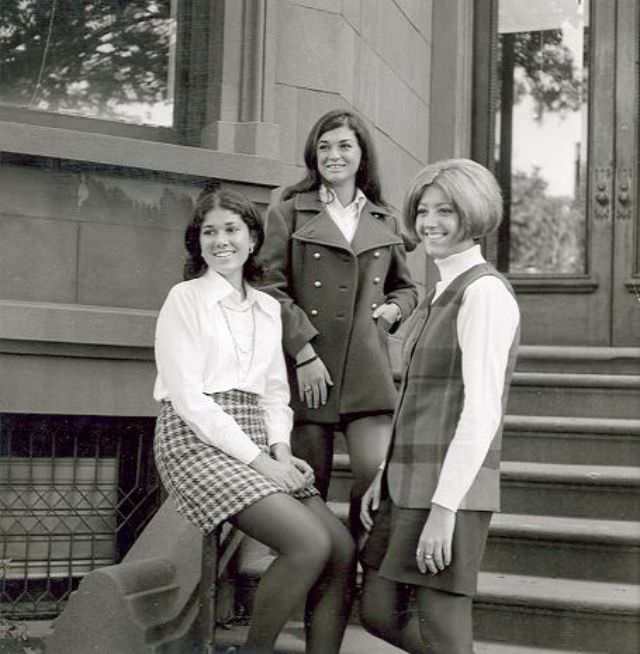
top-left (282, 109), bottom-right (386, 206)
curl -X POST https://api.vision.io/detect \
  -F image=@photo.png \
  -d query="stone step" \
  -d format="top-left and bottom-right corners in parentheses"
top-left (503, 415), bottom-right (640, 465)
top-left (210, 621), bottom-right (603, 653)
top-left (475, 572), bottom-right (640, 654)
top-left (390, 345), bottom-right (640, 380)
top-left (229, 537), bottom-right (640, 652)
top-left (329, 456), bottom-right (640, 521)
top-left (507, 371), bottom-right (640, 419)
top-left (215, 569), bottom-right (638, 654)
top-left (515, 345), bottom-right (640, 375)
top-left (326, 501), bottom-right (640, 584)
top-left (484, 513), bottom-right (640, 583)
top-left (500, 462), bottom-right (640, 520)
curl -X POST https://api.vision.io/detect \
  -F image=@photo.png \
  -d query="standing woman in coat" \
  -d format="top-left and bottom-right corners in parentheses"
top-left (260, 109), bottom-right (417, 540)
top-left (359, 159), bottom-right (520, 653)
top-left (153, 187), bottom-right (356, 654)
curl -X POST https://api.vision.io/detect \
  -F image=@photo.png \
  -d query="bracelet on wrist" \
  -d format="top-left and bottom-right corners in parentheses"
top-left (296, 354), bottom-right (318, 369)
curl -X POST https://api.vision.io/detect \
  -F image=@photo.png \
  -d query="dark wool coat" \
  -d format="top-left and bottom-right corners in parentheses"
top-left (260, 190), bottom-right (418, 423)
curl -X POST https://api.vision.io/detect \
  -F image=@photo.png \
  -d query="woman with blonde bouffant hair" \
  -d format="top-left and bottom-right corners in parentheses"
top-left (360, 159), bottom-right (520, 654)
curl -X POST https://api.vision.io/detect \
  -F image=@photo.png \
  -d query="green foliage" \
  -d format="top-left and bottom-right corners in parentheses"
top-left (509, 167), bottom-right (585, 274)
top-left (0, 0), bottom-right (172, 119)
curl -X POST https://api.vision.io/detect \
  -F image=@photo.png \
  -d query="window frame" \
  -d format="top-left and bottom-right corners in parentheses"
top-left (472, 0), bottom-right (600, 294)
top-left (0, 0), bottom-right (216, 147)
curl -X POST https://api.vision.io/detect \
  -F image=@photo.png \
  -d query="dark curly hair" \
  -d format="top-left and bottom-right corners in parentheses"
top-left (184, 185), bottom-right (266, 282)
top-left (281, 109), bottom-right (386, 206)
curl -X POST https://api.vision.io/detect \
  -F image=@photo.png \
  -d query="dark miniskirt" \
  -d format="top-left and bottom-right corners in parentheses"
top-left (361, 497), bottom-right (492, 597)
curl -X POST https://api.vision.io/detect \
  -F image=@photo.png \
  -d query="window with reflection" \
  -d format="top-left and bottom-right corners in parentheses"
top-left (0, 0), bottom-right (176, 127)
top-left (496, 0), bottom-right (589, 274)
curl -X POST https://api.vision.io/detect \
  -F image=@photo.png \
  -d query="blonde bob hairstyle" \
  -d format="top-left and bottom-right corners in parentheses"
top-left (403, 158), bottom-right (503, 245)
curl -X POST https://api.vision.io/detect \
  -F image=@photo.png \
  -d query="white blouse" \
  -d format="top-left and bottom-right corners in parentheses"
top-left (430, 245), bottom-right (520, 512)
top-left (320, 185), bottom-right (367, 243)
top-left (153, 268), bottom-right (293, 464)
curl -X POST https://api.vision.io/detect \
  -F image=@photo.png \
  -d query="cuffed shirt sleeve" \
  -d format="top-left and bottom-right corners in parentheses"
top-left (260, 319), bottom-right (293, 447)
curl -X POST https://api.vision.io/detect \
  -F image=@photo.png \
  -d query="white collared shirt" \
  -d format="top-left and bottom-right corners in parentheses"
top-left (319, 185), bottom-right (367, 243)
top-left (153, 268), bottom-right (292, 464)
top-left (430, 244), bottom-right (520, 511)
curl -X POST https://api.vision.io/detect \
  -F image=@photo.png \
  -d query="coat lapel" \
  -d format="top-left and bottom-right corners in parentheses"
top-left (291, 192), bottom-right (351, 250)
top-left (351, 203), bottom-right (403, 255)
top-left (291, 191), bottom-right (402, 254)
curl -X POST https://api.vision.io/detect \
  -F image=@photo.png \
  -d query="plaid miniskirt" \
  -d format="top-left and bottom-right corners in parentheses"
top-left (154, 390), bottom-right (318, 534)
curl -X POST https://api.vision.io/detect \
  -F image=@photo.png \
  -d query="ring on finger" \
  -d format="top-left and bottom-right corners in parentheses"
top-left (303, 385), bottom-right (312, 392)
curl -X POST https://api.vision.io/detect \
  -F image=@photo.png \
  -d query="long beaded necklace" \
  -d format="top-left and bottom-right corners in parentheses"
top-left (219, 299), bottom-right (256, 383)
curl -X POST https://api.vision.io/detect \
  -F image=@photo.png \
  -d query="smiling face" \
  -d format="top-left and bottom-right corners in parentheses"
top-left (199, 207), bottom-right (255, 291)
top-left (415, 185), bottom-right (474, 259)
top-left (316, 125), bottom-right (362, 192)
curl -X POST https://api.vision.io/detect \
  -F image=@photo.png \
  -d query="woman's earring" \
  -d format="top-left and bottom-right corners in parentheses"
top-left (249, 245), bottom-right (254, 254)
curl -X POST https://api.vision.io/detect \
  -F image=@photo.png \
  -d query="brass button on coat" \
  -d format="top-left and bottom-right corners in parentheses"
top-left (310, 309), bottom-right (319, 316)
top-left (371, 303), bottom-right (378, 309)
top-left (373, 251), bottom-right (381, 258)
top-left (314, 281), bottom-right (322, 288)
top-left (373, 276), bottom-right (381, 284)
top-left (313, 252), bottom-right (321, 259)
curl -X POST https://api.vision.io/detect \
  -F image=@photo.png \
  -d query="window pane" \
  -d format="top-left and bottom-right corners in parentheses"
top-left (497, 0), bottom-right (589, 274)
top-left (0, 0), bottom-right (176, 127)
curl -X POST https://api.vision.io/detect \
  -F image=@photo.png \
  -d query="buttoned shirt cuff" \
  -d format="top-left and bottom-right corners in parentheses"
top-left (263, 406), bottom-right (293, 448)
top-left (266, 433), bottom-right (290, 448)
top-left (430, 499), bottom-right (457, 514)
top-left (226, 433), bottom-right (262, 465)
top-left (197, 422), bottom-right (261, 465)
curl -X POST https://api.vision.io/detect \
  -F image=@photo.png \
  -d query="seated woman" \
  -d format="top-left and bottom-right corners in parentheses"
top-left (153, 187), bottom-right (356, 654)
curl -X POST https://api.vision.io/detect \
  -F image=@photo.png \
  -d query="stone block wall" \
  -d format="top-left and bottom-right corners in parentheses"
top-left (273, 0), bottom-right (433, 209)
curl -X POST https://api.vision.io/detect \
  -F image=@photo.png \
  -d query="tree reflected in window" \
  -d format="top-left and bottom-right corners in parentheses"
top-left (0, 0), bottom-right (175, 126)
top-left (496, 0), bottom-right (588, 275)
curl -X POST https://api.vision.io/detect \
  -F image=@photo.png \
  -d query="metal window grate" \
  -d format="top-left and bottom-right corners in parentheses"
top-left (0, 413), bottom-right (161, 618)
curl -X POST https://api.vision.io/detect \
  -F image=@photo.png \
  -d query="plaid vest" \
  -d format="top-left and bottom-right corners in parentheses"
top-left (386, 263), bottom-right (519, 511)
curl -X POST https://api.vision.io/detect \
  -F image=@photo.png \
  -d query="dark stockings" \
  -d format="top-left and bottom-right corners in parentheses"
top-left (230, 493), bottom-right (355, 654)
top-left (291, 416), bottom-right (391, 542)
top-left (344, 415), bottom-right (391, 543)
top-left (359, 568), bottom-right (474, 654)
top-left (299, 497), bottom-right (357, 654)
top-left (290, 423), bottom-right (334, 499)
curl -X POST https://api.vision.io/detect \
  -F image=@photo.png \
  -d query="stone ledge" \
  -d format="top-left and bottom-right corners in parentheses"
top-left (0, 299), bottom-right (156, 349)
top-left (0, 121), bottom-right (283, 187)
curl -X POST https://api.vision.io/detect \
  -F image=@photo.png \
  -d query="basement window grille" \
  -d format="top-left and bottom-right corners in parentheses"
top-left (0, 413), bottom-right (161, 618)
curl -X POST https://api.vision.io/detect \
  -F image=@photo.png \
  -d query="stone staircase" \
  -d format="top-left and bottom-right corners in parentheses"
top-left (218, 346), bottom-right (640, 654)
top-left (47, 346), bottom-right (639, 653)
